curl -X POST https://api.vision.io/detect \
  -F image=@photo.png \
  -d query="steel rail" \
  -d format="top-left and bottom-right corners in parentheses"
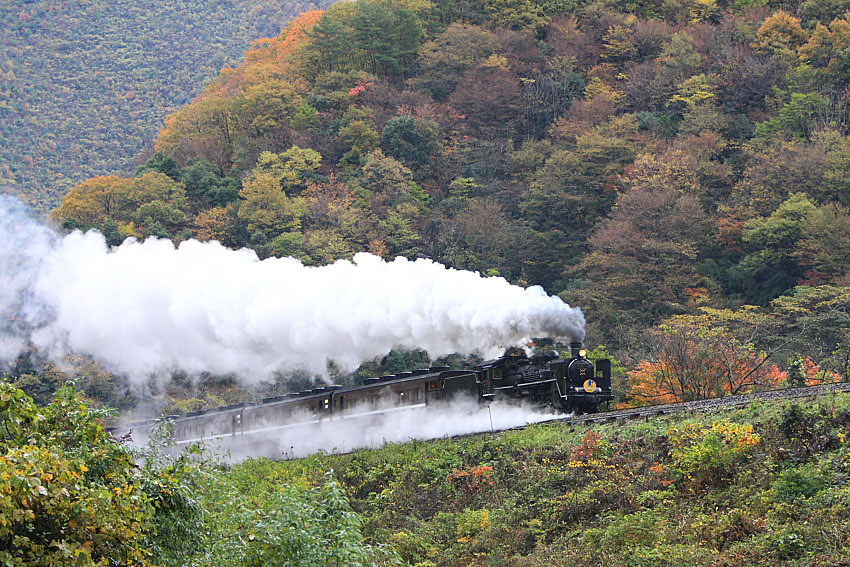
top-left (533, 381), bottom-right (850, 428)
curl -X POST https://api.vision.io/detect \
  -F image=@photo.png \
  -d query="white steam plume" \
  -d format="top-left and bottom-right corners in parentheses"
top-left (1, 197), bottom-right (585, 381)
top-left (0, 197), bottom-right (58, 360)
top-left (139, 398), bottom-right (569, 463)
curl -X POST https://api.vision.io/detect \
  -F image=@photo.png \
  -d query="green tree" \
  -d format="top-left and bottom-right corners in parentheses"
top-left (800, 0), bottom-right (850, 25)
top-left (124, 172), bottom-right (188, 236)
top-left (411, 23), bottom-right (498, 100)
top-left (658, 31), bottom-right (701, 82)
top-left (786, 356), bottom-right (806, 388)
top-left (360, 149), bottom-right (427, 213)
top-left (353, 0), bottom-right (422, 82)
top-left (795, 203), bottom-right (850, 281)
top-left (0, 385), bottom-right (155, 566)
top-left (481, 0), bottom-right (550, 34)
top-left (237, 152), bottom-right (308, 240)
top-left (754, 92), bottom-right (831, 141)
top-left (290, 103), bottom-right (319, 132)
top-left (277, 146), bottom-right (323, 195)
top-left (379, 208), bottom-right (421, 258)
top-left (818, 129), bottom-right (850, 206)
top-left (241, 80), bottom-right (301, 140)
top-left (301, 3), bottom-right (360, 79)
top-left (136, 151), bottom-right (182, 181)
top-left (380, 115), bottom-right (439, 169)
top-left (180, 157), bottom-right (240, 210)
top-left (730, 193), bottom-right (817, 302)
top-left (304, 229), bottom-right (356, 263)
top-left (338, 107), bottom-right (380, 168)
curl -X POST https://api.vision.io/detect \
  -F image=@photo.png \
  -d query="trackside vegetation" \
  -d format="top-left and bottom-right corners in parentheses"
top-left (3, 383), bottom-right (849, 566)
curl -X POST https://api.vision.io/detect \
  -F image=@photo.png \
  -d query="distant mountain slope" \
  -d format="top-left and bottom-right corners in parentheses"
top-left (0, 0), bottom-right (331, 212)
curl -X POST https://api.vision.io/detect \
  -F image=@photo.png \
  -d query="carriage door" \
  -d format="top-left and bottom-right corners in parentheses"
top-left (232, 412), bottom-right (242, 437)
top-left (478, 369), bottom-right (494, 399)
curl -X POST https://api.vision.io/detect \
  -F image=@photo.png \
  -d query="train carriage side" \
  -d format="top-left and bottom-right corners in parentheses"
top-left (334, 370), bottom-right (432, 416)
top-left (174, 403), bottom-right (251, 443)
top-left (332, 367), bottom-right (482, 418)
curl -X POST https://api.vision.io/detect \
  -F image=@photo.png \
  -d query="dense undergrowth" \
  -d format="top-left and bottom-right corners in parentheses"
top-left (192, 391), bottom-right (850, 566)
top-left (3, 382), bottom-right (849, 565)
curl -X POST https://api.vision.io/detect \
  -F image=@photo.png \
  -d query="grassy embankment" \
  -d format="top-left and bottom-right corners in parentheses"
top-left (192, 392), bottom-right (850, 566)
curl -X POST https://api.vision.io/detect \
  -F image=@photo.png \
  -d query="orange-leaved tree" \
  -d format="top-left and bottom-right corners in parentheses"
top-left (154, 10), bottom-right (323, 173)
top-left (628, 312), bottom-right (787, 405)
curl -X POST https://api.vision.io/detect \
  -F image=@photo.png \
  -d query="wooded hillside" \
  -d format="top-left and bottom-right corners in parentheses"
top-left (41, 0), bottom-right (850, 406)
top-left (0, 0), bottom-right (332, 212)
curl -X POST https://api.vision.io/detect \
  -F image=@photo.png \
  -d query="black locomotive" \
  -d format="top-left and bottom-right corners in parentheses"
top-left (128, 342), bottom-right (612, 448)
top-left (479, 342), bottom-right (613, 413)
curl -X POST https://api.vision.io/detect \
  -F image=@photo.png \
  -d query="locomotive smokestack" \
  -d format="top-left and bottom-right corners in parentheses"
top-left (570, 341), bottom-right (583, 356)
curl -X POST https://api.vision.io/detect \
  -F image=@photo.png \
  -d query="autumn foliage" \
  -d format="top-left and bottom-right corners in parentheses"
top-left (627, 321), bottom-right (787, 406)
top-left (39, 0), bottom-right (850, 402)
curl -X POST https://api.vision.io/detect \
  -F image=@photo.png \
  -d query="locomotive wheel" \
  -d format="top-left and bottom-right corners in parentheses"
top-left (550, 384), bottom-right (561, 409)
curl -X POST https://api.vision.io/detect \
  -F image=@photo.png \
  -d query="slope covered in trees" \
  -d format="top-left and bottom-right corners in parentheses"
top-left (0, 0), bottom-right (332, 212)
top-left (45, 0), bottom-right (850, 406)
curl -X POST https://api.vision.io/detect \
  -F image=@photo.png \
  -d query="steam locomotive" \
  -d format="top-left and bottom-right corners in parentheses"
top-left (128, 342), bottom-right (612, 448)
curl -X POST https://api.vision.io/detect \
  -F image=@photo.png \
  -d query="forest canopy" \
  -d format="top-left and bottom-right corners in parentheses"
top-left (0, 0), bottom-right (334, 212)
top-left (39, 0), bottom-right (850, 406)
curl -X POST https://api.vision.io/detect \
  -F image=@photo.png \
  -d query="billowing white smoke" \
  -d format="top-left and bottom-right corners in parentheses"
top-left (0, 197), bottom-right (58, 360)
top-left (1, 197), bottom-right (585, 382)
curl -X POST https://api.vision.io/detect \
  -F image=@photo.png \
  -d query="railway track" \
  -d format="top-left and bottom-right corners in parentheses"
top-left (334, 381), bottom-right (850, 455)
top-left (548, 381), bottom-right (850, 428)
top-left (153, 381), bottom-right (850, 461)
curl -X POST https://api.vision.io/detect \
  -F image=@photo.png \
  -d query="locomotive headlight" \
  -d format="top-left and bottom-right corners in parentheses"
top-left (578, 349), bottom-right (587, 358)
